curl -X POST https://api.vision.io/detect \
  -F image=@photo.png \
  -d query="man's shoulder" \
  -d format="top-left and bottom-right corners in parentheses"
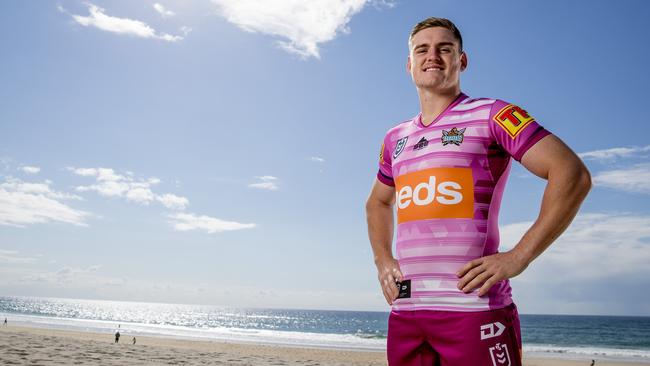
top-left (384, 116), bottom-right (417, 137)
top-left (451, 95), bottom-right (501, 112)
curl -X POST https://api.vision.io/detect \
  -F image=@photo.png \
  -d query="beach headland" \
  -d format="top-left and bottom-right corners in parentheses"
top-left (1, 324), bottom-right (648, 366)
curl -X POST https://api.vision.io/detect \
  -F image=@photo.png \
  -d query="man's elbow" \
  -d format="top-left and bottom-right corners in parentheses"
top-left (574, 163), bottom-right (592, 199)
top-left (365, 196), bottom-right (381, 215)
top-left (366, 195), bottom-right (391, 215)
top-left (551, 159), bottom-right (592, 199)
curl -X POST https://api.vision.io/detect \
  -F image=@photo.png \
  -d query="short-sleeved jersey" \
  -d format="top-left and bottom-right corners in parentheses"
top-left (377, 93), bottom-right (551, 312)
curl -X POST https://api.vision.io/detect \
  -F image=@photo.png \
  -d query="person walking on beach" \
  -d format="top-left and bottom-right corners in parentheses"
top-left (366, 17), bottom-right (591, 366)
top-left (132, 337), bottom-right (136, 345)
top-left (3, 317), bottom-right (6, 326)
top-left (114, 330), bottom-right (120, 344)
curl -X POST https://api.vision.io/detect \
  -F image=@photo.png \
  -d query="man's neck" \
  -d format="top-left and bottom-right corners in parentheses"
top-left (418, 87), bottom-right (462, 127)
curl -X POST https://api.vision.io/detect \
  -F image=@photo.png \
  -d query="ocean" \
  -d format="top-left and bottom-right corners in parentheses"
top-left (1, 296), bottom-right (648, 363)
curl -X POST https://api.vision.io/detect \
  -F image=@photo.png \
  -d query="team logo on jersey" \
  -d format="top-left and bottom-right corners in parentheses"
top-left (488, 343), bottom-right (512, 366)
top-left (413, 137), bottom-right (429, 151)
top-left (493, 104), bottom-right (535, 139)
top-left (394, 167), bottom-right (474, 224)
top-left (441, 127), bottom-right (466, 146)
top-left (393, 137), bottom-right (408, 159)
top-left (379, 143), bottom-right (385, 164)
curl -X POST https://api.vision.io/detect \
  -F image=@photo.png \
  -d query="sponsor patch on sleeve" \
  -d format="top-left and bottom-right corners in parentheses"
top-left (493, 104), bottom-right (535, 139)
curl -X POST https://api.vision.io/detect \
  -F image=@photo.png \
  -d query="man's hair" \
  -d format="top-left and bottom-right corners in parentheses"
top-left (409, 17), bottom-right (463, 53)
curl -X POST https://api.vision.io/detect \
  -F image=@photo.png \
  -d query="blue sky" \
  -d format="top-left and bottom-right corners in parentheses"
top-left (1, 0), bottom-right (649, 316)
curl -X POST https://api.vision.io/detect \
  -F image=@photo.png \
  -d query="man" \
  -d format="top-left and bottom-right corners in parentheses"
top-left (366, 17), bottom-right (591, 366)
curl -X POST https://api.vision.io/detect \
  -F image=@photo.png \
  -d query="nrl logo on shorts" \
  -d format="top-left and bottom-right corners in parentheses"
top-left (488, 343), bottom-right (511, 366)
top-left (441, 127), bottom-right (466, 146)
top-left (393, 137), bottom-right (408, 159)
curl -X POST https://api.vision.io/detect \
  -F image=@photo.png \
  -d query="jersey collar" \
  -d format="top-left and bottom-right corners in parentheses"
top-left (415, 92), bottom-right (468, 128)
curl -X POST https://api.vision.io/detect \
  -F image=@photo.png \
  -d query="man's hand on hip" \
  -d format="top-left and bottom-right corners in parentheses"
top-left (456, 250), bottom-right (529, 297)
top-left (376, 258), bottom-right (403, 305)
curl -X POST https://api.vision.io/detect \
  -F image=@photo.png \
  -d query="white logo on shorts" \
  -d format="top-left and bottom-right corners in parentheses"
top-left (489, 343), bottom-right (511, 366)
top-left (480, 321), bottom-right (505, 340)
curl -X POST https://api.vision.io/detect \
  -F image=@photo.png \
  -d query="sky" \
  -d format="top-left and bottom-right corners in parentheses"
top-left (1, 0), bottom-right (649, 316)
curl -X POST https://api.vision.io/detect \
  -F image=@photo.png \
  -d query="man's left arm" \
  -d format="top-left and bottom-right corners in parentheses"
top-left (456, 134), bottom-right (592, 296)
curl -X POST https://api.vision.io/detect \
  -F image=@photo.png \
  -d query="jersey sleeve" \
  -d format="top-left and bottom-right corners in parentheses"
top-left (376, 133), bottom-right (394, 186)
top-left (488, 99), bottom-right (552, 161)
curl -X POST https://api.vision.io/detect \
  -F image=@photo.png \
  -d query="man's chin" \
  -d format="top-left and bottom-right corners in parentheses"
top-left (415, 82), bottom-right (444, 91)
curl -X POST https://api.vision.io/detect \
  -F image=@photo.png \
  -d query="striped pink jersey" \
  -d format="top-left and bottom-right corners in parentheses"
top-left (377, 93), bottom-right (551, 312)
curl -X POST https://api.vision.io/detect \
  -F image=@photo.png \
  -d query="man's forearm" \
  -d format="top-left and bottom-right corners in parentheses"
top-left (512, 163), bottom-right (591, 265)
top-left (366, 200), bottom-right (395, 264)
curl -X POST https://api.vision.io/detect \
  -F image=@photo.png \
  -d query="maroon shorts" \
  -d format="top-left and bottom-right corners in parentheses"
top-left (387, 303), bottom-right (522, 366)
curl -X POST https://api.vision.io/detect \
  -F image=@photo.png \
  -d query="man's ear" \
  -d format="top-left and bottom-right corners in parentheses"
top-left (460, 52), bottom-right (468, 72)
top-left (406, 55), bottom-right (412, 75)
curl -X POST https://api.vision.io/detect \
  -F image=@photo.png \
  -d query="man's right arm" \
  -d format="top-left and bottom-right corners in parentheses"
top-left (366, 179), bottom-right (402, 305)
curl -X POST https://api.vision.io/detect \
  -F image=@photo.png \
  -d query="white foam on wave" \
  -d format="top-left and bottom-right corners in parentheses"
top-left (524, 344), bottom-right (650, 362)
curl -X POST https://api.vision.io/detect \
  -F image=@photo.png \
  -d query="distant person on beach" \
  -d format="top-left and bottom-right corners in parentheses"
top-left (132, 337), bottom-right (136, 345)
top-left (591, 360), bottom-right (595, 366)
top-left (3, 317), bottom-right (6, 326)
top-left (115, 330), bottom-right (120, 344)
top-left (365, 17), bottom-right (591, 366)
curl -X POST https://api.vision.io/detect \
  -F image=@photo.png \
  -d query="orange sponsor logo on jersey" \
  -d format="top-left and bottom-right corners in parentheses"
top-left (395, 167), bottom-right (474, 224)
top-left (493, 104), bottom-right (535, 138)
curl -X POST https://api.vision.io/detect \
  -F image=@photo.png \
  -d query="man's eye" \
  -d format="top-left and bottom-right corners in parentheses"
top-left (440, 48), bottom-right (450, 53)
top-left (417, 49), bottom-right (427, 54)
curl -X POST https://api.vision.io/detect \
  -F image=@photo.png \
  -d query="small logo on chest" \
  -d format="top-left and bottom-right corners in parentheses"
top-left (441, 127), bottom-right (466, 146)
top-left (413, 137), bottom-right (429, 151)
top-left (393, 137), bottom-right (408, 159)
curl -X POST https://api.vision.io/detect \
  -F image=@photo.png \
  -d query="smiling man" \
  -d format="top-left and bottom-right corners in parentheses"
top-left (366, 17), bottom-right (591, 366)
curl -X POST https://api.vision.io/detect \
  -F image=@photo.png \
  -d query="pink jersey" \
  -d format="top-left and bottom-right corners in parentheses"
top-left (377, 93), bottom-right (551, 312)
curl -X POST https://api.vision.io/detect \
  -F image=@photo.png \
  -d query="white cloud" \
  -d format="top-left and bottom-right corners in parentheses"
top-left (579, 145), bottom-right (650, 161)
top-left (180, 26), bottom-right (192, 36)
top-left (0, 250), bottom-right (37, 264)
top-left (168, 212), bottom-right (255, 233)
top-left (211, 0), bottom-right (368, 58)
top-left (126, 183), bottom-right (156, 205)
top-left (71, 166), bottom-right (193, 210)
top-left (0, 177), bottom-right (88, 227)
top-left (310, 156), bottom-right (325, 163)
top-left (501, 212), bottom-right (650, 281)
top-left (19, 265), bottom-right (103, 285)
top-left (500, 212), bottom-right (650, 314)
top-left (68, 3), bottom-right (182, 42)
top-left (71, 167), bottom-right (159, 204)
top-left (20, 166), bottom-right (40, 174)
top-left (153, 3), bottom-right (175, 18)
top-left (592, 163), bottom-right (650, 194)
top-left (70, 167), bottom-right (254, 233)
top-left (156, 194), bottom-right (189, 210)
top-left (248, 175), bottom-right (279, 190)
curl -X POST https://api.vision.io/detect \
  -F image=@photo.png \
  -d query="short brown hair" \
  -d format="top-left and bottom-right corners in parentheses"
top-left (409, 17), bottom-right (463, 52)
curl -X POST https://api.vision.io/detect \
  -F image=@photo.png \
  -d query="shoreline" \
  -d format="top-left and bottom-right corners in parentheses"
top-left (2, 324), bottom-right (649, 365)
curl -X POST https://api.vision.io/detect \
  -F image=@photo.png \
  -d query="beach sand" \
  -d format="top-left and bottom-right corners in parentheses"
top-left (0, 325), bottom-right (646, 365)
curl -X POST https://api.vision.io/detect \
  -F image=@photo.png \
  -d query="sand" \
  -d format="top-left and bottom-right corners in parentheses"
top-left (0, 325), bottom-right (646, 365)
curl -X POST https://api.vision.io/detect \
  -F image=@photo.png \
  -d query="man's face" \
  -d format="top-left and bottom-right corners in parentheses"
top-left (407, 27), bottom-right (467, 92)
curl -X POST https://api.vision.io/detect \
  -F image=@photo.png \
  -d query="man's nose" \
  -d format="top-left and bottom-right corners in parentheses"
top-left (425, 49), bottom-right (442, 62)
